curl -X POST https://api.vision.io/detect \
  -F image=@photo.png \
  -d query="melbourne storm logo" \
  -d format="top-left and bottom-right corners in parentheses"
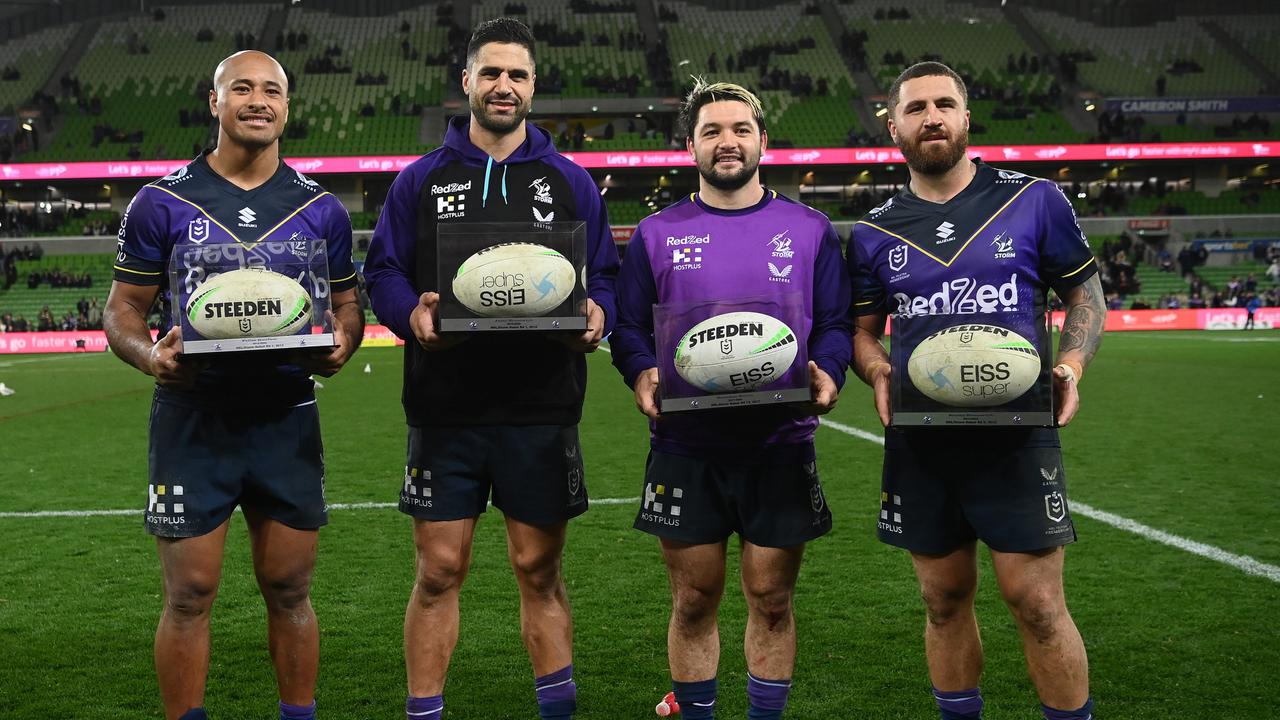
top-left (991, 231), bottom-right (1016, 259)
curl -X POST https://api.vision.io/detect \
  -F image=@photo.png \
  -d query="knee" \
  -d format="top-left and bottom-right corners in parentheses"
top-left (920, 583), bottom-right (975, 627)
top-left (259, 568), bottom-right (313, 613)
top-left (743, 583), bottom-right (793, 631)
top-left (671, 582), bottom-right (721, 630)
top-left (1007, 589), bottom-right (1066, 643)
top-left (164, 575), bottom-right (218, 622)
top-left (412, 552), bottom-right (468, 603)
top-left (510, 550), bottom-right (562, 599)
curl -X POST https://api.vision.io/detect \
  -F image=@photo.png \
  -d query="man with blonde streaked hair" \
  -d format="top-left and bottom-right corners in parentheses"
top-left (611, 78), bottom-right (852, 720)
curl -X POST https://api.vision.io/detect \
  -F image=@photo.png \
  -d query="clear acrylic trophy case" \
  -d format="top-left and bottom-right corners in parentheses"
top-left (654, 293), bottom-right (811, 413)
top-left (168, 239), bottom-right (335, 354)
top-left (889, 309), bottom-right (1054, 427)
top-left (437, 221), bottom-right (588, 332)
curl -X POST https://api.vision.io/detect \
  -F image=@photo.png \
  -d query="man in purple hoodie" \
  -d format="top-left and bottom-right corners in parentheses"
top-left (363, 18), bottom-right (618, 720)
top-left (610, 80), bottom-right (852, 720)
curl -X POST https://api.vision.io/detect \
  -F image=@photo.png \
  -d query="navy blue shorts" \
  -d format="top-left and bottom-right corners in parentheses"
top-left (400, 425), bottom-right (588, 526)
top-left (633, 448), bottom-right (832, 548)
top-left (879, 429), bottom-right (1076, 554)
top-left (145, 393), bottom-right (327, 538)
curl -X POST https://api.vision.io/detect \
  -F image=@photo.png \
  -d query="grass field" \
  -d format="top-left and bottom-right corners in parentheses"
top-left (0, 330), bottom-right (1277, 719)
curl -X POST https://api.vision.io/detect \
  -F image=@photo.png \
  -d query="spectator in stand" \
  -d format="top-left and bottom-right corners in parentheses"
top-left (12, 315), bottom-right (29, 331)
top-left (1244, 294), bottom-right (1262, 330)
top-left (0, 312), bottom-right (10, 332)
top-left (1188, 292), bottom-right (1206, 309)
top-left (1226, 275), bottom-right (1241, 300)
top-left (37, 305), bottom-right (55, 331)
top-left (1244, 273), bottom-right (1257, 294)
top-left (1267, 258), bottom-right (1280, 283)
top-left (87, 298), bottom-right (103, 329)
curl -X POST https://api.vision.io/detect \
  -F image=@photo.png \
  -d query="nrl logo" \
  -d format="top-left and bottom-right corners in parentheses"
top-left (238, 318), bottom-right (253, 334)
top-left (720, 339), bottom-right (733, 355)
top-left (188, 217), bottom-right (210, 244)
top-left (1044, 490), bottom-right (1066, 522)
top-left (888, 244), bottom-right (908, 272)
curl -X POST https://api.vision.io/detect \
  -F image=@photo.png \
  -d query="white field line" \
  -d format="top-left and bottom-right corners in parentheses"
top-left (3, 406), bottom-right (1275, 583)
top-left (815, 418), bottom-right (1280, 584)
top-left (0, 496), bottom-right (641, 519)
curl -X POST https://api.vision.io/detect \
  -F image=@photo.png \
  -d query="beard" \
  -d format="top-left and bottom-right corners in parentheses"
top-left (897, 125), bottom-right (969, 176)
top-left (697, 147), bottom-right (761, 191)
top-left (470, 92), bottom-right (529, 135)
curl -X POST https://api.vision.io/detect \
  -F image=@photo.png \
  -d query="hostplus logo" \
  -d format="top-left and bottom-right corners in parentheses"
top-left (146, 484), bottom-right (186, 527)
top-left (667, 233), bottom-right (710, 270)
top-left (237, 206), bottom-right (257, 228)
top-left (641, 483), bottom-right (682, 527)
top-left (434, 181), bottom-right (471, 219)
top-left (878, 491), bottom-right (902, 534)
top-left (402, 467), bottom-right (433, 508)
top-left (935, 221), bottom-right (956, 242)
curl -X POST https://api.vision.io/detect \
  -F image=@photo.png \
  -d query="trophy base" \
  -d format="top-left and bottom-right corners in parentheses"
top-left (892, 411), bottom-right (1055, 427)
top-left (440, 316), bottom-right (588, 332)
top-left (661, 387), bottom-right (811, 413)
top-left (183, 333), bottom-right (336, 354)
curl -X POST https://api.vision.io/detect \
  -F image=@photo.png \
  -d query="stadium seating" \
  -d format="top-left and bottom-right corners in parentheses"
top-left (840, 0), bottom-right (1083, 144)
top-left (1024, 8), bottom-right (1263, 96)
top-left (0, 253), bottom-right (113, 324)
top-left (1213, 15), bottom-right (1280, 79)
top-left (274, 4), bottom-right (449, 156)
top-left (660, 1), bottom-right (862, 147)
top-left (472, 0), bottom-right (655, 98)
top-left (0, 24), bottom-right (79, 114)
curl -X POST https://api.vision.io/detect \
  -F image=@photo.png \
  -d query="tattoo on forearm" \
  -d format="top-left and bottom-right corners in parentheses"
top-left (1059, 276), bottom-right (1105, 365)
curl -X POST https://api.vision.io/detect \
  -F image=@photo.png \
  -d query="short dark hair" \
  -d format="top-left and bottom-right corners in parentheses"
top-left (887, 61), bottom-right (967, 114)
top-left (678, 78), bottom-right (767, 141)
top-left (466, 17), bottom-right (536, 67)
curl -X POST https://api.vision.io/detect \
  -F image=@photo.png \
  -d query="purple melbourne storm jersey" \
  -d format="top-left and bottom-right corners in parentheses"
top-left (848, 162), bottom-right (1097, 443)
top-left (611, 190), bottom-right (852, 459)
top-left (114, 152), bottom-right (357, 405)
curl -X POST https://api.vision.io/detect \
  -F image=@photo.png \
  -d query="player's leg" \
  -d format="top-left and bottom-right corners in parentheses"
top-left (911, 545), bottom-right (985, 718)
top-left (739, 541), bottom-right (804, 720)
top-left (147, 396), bottom-right (243, 720)
top-left (663, 538), bottom-right (728, 719)
top-left (241, 402), bottom-right (330, 719)
top-left (154, 520), bottom-right (230, 720)
top-left (966, 443), bottom-right (1086, 718)
top-left (505, 517), bottom-right (576, 719)
top-left (880, 432), bottom-right (985, 720)
top-left (405, 517), bottom-right (478, 692)
top-left (991, 547), bottom-right (1092, 718)
top-left (243, 509), bottom-right (320, 715)
top-left (735, 453), bottom-right (832, 720)
top-left (490, 425), bottom-right (588, 720)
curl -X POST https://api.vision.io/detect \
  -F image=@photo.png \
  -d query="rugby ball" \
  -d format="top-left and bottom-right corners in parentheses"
top-left (674, 311), bottom-right (799, 393)
top-left (906, 324), bottom-right (1040, 407)
top-left (452, 242), bottom-right (575, 317)
top-left (185, 268), bottom-right (312, 339)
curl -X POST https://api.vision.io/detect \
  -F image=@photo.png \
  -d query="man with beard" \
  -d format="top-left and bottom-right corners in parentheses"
top-left (847, 62), bottom-right (1105, 720)
top-left (104, 50), bottom-right (362, 720)
top-left (610, 80), bottom-right (851, 720)
top-left (363, 18), bottom-right (618, 720)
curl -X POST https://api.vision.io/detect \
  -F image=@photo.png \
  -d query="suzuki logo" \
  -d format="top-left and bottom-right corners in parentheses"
top-left (936, 221), bottom-right (955, 240)
top-left (238, 207), bottom-right (256, 225)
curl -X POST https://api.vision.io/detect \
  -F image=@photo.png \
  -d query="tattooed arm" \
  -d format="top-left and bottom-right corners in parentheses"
top-left (1053, 273), bottom-right (1106, 426)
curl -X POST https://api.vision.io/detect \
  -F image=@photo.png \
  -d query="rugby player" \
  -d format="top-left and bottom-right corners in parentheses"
top-left (610, 80), bottom-right (852, 720)
top-left (362, 18), bottom-right (618, 720)
top-left (847, 62), bottom-right (1106, 720)
top-left (104, 50), bottom-right (363, 720)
